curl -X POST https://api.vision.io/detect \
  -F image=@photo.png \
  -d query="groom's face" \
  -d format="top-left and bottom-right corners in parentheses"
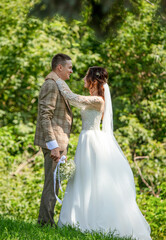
top-left (59, 60), bottom-right (73, 80)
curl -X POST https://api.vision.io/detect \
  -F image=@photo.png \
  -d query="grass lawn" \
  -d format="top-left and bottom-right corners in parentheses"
top-left (0, 215), bottom-right (135, 240)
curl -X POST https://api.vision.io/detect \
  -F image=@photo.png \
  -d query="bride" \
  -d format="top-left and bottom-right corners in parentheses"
top-left (55, 66), bottom-right (152, 240)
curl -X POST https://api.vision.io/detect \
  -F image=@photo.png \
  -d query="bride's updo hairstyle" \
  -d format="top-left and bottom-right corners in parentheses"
top-left (86, 66), bottom-right (108, 100)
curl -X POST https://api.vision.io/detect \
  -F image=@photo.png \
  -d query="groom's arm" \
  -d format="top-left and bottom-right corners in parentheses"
top-left (46, 140), bottom-right (59, 150)
top-left (39, 79), bottom-right (60, 161)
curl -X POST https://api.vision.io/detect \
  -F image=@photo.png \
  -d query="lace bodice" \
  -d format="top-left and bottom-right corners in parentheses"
top-left (81, 109), bottom-right (102, 130)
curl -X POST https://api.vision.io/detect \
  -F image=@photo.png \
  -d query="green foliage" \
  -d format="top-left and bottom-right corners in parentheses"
top-left (0, 123), bottom-right (37, 170)
top-left (0, 125), bottom-right (78, 222)
top-left (0, 0), bottom-right (100, 127)
top-left (137, 193), bottom-right (166, 239)
top-left (0, 124), bottom-right (43, 221)
top-left (114, 116), bottom-right (165, 194)
top-left (99, 0), bottom-right (166, 213)
top-left (102, 1), bottom-right (166, 143)
top-left (0, 125), bottom-right (165, 239)
top-left (30, 0), bottom-right (166, 38)
top-left (0, 0), bottom-right (165, 239)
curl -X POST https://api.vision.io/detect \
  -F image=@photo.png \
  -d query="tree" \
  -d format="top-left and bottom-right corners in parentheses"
top-left (30, 0), bottom-right (166, 37)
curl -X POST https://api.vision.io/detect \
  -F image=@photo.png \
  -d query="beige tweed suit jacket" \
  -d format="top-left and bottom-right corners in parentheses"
top-left (34, 71), bottom-right (73, 152)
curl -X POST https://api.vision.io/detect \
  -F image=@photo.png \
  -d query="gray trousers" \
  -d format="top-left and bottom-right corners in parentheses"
top-left (38, 148), bottom-right (65, 226)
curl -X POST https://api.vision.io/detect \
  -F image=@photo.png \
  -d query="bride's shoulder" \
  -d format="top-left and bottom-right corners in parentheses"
top-left (89, 96), bottom-right (104, 112)
top-left (92, 96), bottom-right (104, 104)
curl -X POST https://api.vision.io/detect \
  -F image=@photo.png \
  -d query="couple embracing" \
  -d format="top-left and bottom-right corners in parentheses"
top-left (34, 53), bottom-right (152, 240)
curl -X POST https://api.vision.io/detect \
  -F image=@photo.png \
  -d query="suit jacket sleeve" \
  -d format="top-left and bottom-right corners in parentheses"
top-left (39, 79), bottom-right (58, 142)
top-left (56, 79), bottom-right (104, 111)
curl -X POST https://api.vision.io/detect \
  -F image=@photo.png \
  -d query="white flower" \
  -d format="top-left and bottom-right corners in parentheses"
top-left (57, 158), bottom-right (76, 181)
top-left (96, 72), bottom-right (100, 76)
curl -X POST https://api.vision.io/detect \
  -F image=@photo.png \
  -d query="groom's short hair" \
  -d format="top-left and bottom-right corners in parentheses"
top-left (52, 53), bottom-right (71, 70)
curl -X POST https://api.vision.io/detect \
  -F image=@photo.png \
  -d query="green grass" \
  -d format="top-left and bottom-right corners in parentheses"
top-left (0, 131), bottom-right (164, 239)
top-left (0, 216), bottom-right (135, 240)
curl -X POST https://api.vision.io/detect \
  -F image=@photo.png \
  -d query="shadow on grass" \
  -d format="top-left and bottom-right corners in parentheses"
top-left (0, 215), bottom-right (134, 240)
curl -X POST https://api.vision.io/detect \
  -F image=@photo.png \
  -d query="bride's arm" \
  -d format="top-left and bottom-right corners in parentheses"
top-left (56, 78), bottom-right (104, 111)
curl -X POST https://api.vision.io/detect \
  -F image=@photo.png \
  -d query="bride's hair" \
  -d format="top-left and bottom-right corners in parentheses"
top-left (86, 66), bottom-right (108, 100)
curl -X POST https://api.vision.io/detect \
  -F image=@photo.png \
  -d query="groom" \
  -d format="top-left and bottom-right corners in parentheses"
top-left (34, 53), bottom-right (73, 226)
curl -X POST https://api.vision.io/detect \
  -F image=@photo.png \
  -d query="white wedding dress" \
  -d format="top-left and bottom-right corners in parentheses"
top-left (56, 79), bottom-right (152, 240)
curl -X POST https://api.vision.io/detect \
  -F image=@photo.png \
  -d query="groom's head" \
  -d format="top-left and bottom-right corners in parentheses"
top-left (52, 53), bottom-right (73, 80)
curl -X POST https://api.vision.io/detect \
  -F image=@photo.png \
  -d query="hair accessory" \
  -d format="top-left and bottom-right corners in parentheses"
top-left (96, 72), bottom-right (100, 77)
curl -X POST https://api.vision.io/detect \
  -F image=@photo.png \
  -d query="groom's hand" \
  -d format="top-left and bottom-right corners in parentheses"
top-left (51, 147), bottom-right (60, 162)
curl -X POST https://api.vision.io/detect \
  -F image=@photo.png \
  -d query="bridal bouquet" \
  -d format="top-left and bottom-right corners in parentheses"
top-left (56, 156), bottom-right (76, 181)
top-left (54, 155), bottom-right (76, 204)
